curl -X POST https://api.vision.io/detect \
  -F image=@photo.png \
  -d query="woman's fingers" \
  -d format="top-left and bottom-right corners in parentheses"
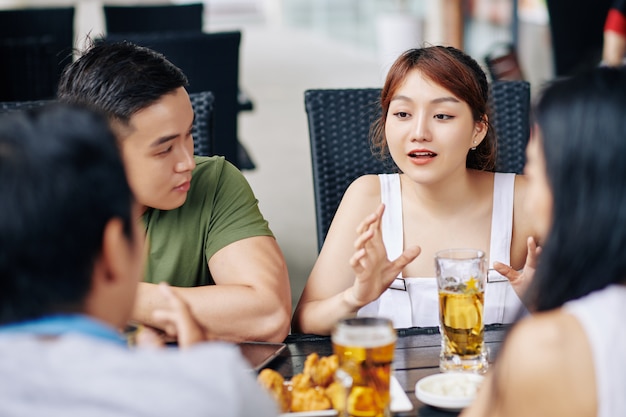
top-left (356, 212), bottom-right (377, 235)
top-left (353, 228), bottom-right (374, 250)
top-left (493, 261), bottom-right (520, 281)
top-left (356, 204), bottom-right (385, 235)
top-left (396, 245), bottom-right (421, 269)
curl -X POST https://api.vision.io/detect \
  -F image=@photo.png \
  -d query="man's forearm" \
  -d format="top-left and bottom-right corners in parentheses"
top-left (132, 282), bottom-right (290, 343)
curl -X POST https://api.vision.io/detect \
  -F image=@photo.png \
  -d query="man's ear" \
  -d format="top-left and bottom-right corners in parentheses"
top-left (87, 217), bottom-right (140, 327)
top-left (99, 218), bottom-right (129, 285)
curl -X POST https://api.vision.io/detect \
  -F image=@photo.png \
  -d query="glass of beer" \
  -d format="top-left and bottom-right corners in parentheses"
top-left (331, 317), bottom-right (396, 417)
top-left (435, 249), bottom-right (488, 374)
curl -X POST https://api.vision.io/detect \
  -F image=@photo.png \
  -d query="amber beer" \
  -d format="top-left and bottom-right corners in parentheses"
top-left (331, 317), bottom-right (396, 417)
top-left (435, 249), bottom-right (488, 373)
top-left (439, 289), bottom-right (485, 356)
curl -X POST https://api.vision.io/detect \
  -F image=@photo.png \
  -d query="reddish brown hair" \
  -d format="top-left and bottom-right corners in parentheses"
top-left (370, 46), bottom-right (496, 171)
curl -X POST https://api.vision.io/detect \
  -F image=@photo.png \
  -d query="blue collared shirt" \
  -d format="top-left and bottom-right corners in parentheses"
top-left (0, 314), bottom-right (127, 346)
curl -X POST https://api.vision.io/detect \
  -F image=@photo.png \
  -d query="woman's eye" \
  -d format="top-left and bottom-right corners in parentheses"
top-left (393, 112), bottom-right (410, 119)
top-left (434, 114), bottom-right (453, 120)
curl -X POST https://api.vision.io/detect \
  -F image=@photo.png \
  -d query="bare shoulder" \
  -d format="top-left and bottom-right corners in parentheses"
top-left (323, 174), bottom-right (381, 242)
top-left (503, 310), bottom-right (593, 376)
top-left (502, 310), bottom-right (574, 364)
top-left (485, 310), bottom-right (596, 417)
top-left (337, 174), bottom-right (382, 214)
top-left (343, 174), bottom-right (381, 199)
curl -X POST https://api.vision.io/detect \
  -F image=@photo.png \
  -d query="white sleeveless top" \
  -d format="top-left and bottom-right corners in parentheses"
top-left (564, 285), bottom-right (626, 417)
top-left (358, 173), bottom-right (526, 328)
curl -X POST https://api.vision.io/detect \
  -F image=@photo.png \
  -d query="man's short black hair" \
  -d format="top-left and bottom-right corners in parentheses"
top-left (0, 104), bottom-right (133, 324)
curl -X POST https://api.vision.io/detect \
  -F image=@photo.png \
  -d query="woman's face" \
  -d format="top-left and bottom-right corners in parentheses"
top-left (384, 69), bottom-right (487, 184)
top-left (524, 127), bottom-right (553, 241)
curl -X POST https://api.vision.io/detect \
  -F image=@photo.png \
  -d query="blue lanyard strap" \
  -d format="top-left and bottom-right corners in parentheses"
top-left (0, 315), bottom-right (127, 347)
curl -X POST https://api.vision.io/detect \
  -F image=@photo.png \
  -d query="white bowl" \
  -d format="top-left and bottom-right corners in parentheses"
top-left (415, 372), bottom-right (484, 411)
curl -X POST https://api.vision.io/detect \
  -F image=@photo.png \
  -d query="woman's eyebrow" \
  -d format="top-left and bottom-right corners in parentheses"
top-left (390, 95), bottom-right (460, 104)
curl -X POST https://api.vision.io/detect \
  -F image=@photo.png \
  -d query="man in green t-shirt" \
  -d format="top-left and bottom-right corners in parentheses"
top-left (57, 41), bottom-right (291, 343)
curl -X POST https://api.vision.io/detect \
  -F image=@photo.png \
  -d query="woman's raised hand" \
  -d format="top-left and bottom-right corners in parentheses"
top-left (348, 204), bottom-right (421, 307)
top-left (493, 236), bottom-right (541, 304)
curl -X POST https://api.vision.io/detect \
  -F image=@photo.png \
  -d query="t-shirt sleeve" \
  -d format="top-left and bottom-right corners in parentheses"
top-left (203, 159), bottom-right (274, 260)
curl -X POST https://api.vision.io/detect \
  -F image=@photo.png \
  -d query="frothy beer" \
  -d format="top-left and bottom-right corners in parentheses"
top-left (331, 318), bottom-right (396, 417)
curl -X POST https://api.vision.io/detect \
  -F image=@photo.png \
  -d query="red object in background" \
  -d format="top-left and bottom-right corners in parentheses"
top-left (605, 8), bottom-right (626, 36)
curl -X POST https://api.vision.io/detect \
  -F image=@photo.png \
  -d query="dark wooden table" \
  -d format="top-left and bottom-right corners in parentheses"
top-left (266, 325), bottom-right (509, 417)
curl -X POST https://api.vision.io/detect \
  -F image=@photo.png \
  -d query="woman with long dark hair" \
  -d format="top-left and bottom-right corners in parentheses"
top-left (463, 66), bottom-right (626, 417)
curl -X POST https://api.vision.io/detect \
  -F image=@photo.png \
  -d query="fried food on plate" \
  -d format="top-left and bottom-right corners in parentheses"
top-left (291, 387), bottom-right (332, 412)
top-left (303, 352), bottom-right (339, 387)
top-left (256, 353), bottom-right (341, 413)
top-left (257, 368), bottom-right (291, 412)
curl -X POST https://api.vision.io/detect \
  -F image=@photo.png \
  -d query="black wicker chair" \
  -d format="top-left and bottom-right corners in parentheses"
top-left (0, 7), bottom-right (75, 101)
top-left (103, 2), bottom-right (254, 131)
top-left (304, 80), bottom-right (531, 252)
top-left (104, 3), bottom-right (204, 35)
top-left (99, 31), bottom-right (254, 170)
top-left (0, 90), bottom-right (215, 157)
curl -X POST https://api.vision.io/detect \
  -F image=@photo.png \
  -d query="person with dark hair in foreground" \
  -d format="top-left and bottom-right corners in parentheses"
top-left (462, 67), bottom-right (626, 417)
top-left (0, 104), bottom-right (278, 416)
top-left (57, 41), bottom-right (291, 343)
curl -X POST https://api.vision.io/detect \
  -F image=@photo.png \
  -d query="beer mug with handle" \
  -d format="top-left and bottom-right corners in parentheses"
top-left (332, 317), bottom-right (397, 417)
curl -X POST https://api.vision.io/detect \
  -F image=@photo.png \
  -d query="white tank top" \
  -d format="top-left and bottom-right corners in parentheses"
top-left (564, 285), bottom-right (626, 417)
top-left (358, 173), bottom-right (526, 328)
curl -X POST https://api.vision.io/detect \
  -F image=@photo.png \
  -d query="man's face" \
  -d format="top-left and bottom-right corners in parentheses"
top-left (119, 87), bottom-right (196, 211)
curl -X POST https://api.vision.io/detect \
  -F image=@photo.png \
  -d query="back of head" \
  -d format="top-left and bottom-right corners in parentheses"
top-left (530, 67), bottom-right (626, 311)
top-left (371, 46), bottom-right (496, 170)
top-left (0, 104), bottom-right (133, 324)
top-left (57, 41), bottom-right (188, 127)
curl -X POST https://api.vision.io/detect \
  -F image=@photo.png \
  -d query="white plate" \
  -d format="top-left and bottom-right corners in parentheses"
top-left (280, 411), bottom-right (337, 417)
top-left (415, 372), bottom-right (484, 412)
top-left (279, 375), bottom-right (413, 417)
top-left (390, 375), bottom-right (413, 412)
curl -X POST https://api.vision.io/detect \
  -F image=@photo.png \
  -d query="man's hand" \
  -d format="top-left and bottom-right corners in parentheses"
top-left (150, 282), bottom-right (211, 348)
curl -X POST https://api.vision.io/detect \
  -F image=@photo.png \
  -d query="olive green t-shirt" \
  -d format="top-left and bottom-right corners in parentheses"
top-left (142, 156), bottom-right (273, 286)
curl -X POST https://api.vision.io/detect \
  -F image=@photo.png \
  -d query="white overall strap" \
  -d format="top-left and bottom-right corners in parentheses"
top-left (488, 172), bottom-right (514, 269)
top-left (485, 172), bottom-right (517, 324)
top-left (380, 173), bottom-right (407, 292)
top-left (380, 173), bottom-right (403, 261)
top-left (371, 174), bottom-right (413, 328)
